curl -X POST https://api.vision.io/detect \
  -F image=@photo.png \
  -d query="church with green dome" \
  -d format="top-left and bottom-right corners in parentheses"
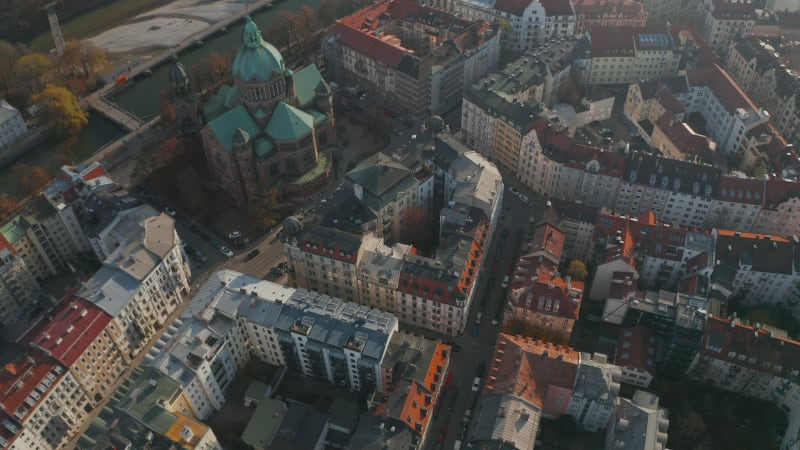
top-left (198, 17), bottom-right (335, 205)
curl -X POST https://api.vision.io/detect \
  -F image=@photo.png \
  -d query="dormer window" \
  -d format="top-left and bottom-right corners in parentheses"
top-left (693, 182), bottom-right (700, 195)
top-left (629, 170), bottom-right (637, 183)
top-left (673, 178), bottom-right (681, 191)
top-left (705, 184), bottom-right (713, 196)
top-left (661, 176), bottom-right (669, 189)
top-left (649, 174), bottom-right (657, 186)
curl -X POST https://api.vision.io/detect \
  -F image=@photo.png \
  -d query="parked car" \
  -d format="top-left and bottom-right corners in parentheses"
top-left (471, 377), bottom-right (481, 392)
top-left (508, 186), bottom-right (519, 195)
top-left (501, 276), bottom-right (510, 288)
top-left (194, 250), bottom-right (208, 264)
top-left (219, 246), bottom-right (234, 257)
top-left (518, 193), bottom-right (529, 204)
top-left (164, 206), bottom-right (176, 217)
top-left (270, 266), bottom-right (285, 276)
top-left (227, 230), bottom-right (242, 239)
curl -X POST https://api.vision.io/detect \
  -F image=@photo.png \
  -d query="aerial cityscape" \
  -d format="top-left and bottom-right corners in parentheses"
top-left (0, 0), bottom-right (799, 449)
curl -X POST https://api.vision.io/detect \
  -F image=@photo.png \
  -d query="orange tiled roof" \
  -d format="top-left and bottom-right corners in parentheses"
top-left (483, 334), bottom-right (578, 416)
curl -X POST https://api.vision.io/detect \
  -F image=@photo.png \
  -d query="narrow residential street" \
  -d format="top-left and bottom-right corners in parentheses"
top-left (429, 178), bottom-right (549, 450)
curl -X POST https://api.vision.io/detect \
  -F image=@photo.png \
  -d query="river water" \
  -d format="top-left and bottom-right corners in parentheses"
top-left (0, 0), bottom-right (322, 196)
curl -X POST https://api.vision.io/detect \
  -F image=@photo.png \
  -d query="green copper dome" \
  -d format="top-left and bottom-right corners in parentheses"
top-left (232, 17), bottom-right (285, 83)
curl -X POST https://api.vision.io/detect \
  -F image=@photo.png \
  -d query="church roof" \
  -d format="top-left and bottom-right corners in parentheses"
top-left (232, 17), bottom-right (285, 83)
top-left (208, 105), bottom-right (261, 151)
top-left (265, 102), bottom-right (314, 141)
top-left (291, 64), bottom-right (326, 109)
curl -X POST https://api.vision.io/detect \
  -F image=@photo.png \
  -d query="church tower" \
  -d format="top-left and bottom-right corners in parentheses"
top-left (168, 55), bottom-right (200, 131)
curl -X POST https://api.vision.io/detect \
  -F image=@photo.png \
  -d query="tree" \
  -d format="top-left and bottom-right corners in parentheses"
top-left (177, 167), bottom-right (205, 209)
top-left (33, 85), bottom-right (88, 137)
top-left (153, 137), bottom-right (183, 168)
top-left (0, 193), bottom-right (20, 221)
top-left (0, 40), bottom-right (20, 96)
top-left (252, 188), bottom-right (282, 231)
top-left (566, 259), bottom-right (588, 281)
top-left (61, 40), bottom-right (107, 79)
top-left (12, 163), bottom-right (51, 196)
top-left (14, 53), bottom-right (52, 95)
top-left (159, 91), bottom-right (176, 124)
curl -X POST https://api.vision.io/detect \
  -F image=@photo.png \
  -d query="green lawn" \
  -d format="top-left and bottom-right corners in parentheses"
top-left (29, 0), bottom-right (166, 52)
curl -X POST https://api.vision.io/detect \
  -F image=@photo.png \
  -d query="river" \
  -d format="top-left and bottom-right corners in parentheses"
top-left (0, 0), bottom-right (322, 197)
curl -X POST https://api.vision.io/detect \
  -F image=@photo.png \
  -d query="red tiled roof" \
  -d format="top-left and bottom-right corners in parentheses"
top-left (527, 222), bottom-right (565, 266)
top-left (617, 325), bottom-right (656, 373)
top-left (589, 27), bottom-right (637, 57)
top-left (574, 0), bottom-right (646, 18)
top-left (685, 64), bottom-right (758, 114)
top-left (763, 178), bottom-right (800, 208)
top-left (701, 316), bottom-right (800, 377)
top-left (715, 229), bottom-right (794, 274)
top-left (509, 263), bottom-right (584, 320)
top-left (0, 233), bottom-right (14, 256)
top-left (670, 26), bottom-right (719, 67)
top-left (23, 297), bottom-right (112, 367)
top-left (560, 144), bottom-right (627, 177)
top-left (541, 0), bottom-right (575, 16)
top-left (82, 164), bottom-right (108, 182)
top-left (654, 113), bottom-right (716, 158)
top-left (715, 176), bottom-right (763, 205)
top-left (710, 0), bottom-right (755, 21)
top-left (494, 0), bottom-right (533, 16)
top-left (327, 22), bottom-right (406, 68)
top-left (483, 334), bottom-right (579, 416)
top-left (0, 352), bottom-right (60, 423)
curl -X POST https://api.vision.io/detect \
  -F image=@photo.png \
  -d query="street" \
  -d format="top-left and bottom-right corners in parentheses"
top-left (429, 176), bottom-right (548, 450)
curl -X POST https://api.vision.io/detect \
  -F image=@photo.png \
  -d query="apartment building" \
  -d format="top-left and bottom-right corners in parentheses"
top-left (376, 332), bottom-right (451, 448)
top-left (493, 0), bottom-right (576, 51)
top-left (144, 315), bottom-right (247, 420)
top-left (470, 334), bottom-right (579, 448)
top-left (0, 235), bottom-right (46, 327)
top-left (471, 334), bottom-right (623, 446)
top-left (600, 282), bottom-right (709, 378)
top-left (0, 99), bottom-right (27, 148)
top-left (79, 366), bottom-right (221, 450)
top-left (689, 316), bottom-right (800, 447)
top-left (573, 0), bottom-right (648, 34)
top-left (724, 35), bottom-right (800, 154)
top-left (453, 0), bottom-right (497, 21)
top-left (545, 199), bottom-right (598, 262)
top-left (752, 10), bottom-right (800, 39)
top-left (24, 296), bottom-right (129, 410)
top-left (187, 270), bottom-right (399, 396)
top-left (616, 325), bottom-right (657, 388)
top-left (605, 391), bottom-right (669, 450)
top-left (713, 229), bottom-right (800, 311)
top-left (78, 213), bottom-right (191, 357)
top-left (347, 152), bottom-right (434, 244)
top-left (624, 77), bottom-right (689, 130)
top-left (323, 0), bottom-right (499, 117)
top-left (568, 353), bottom-right (622, 432)
top-left (284, 224), bottom-right (362, 303)
top-left (697, 0), bottom-right (755, 57)
top-left (680, 64), bottom-right (770, 154)
top-left (506, 222), bottom-right (583, 343)
top-left (615, 152), bottom-right (720, 228)
top-left (585, 27), bottom-right (683, 86)
top-left (548, 143), bottom-right (625, 208)
top-left (0, 352), bottom-right (90, 450)
top-left (594, 211), bottom-right (716, 291)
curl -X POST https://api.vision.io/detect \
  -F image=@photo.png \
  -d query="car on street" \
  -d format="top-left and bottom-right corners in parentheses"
top-left (194, 249), bottom-right (208, 264)
top-left (270, 266), bottom-right (285, 276)
top-left (508, 186), bottom-right (519, 195)
top-left (599, 127), bottom-right (614, 137)
top-left (244, 249), bottom-right (260, 261)
top-left (501, 276), bottom-right (510, 288)
top-left (518, 193), bottom-right (529, 204)
top-left (219, 246), bottom-right (234, 257)
top-left (164, 206), bottom-right (176, 217)
top-left (471, 377), bottom-right (481, 392)
top-left (227, 230), bottom-right (241, 239)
